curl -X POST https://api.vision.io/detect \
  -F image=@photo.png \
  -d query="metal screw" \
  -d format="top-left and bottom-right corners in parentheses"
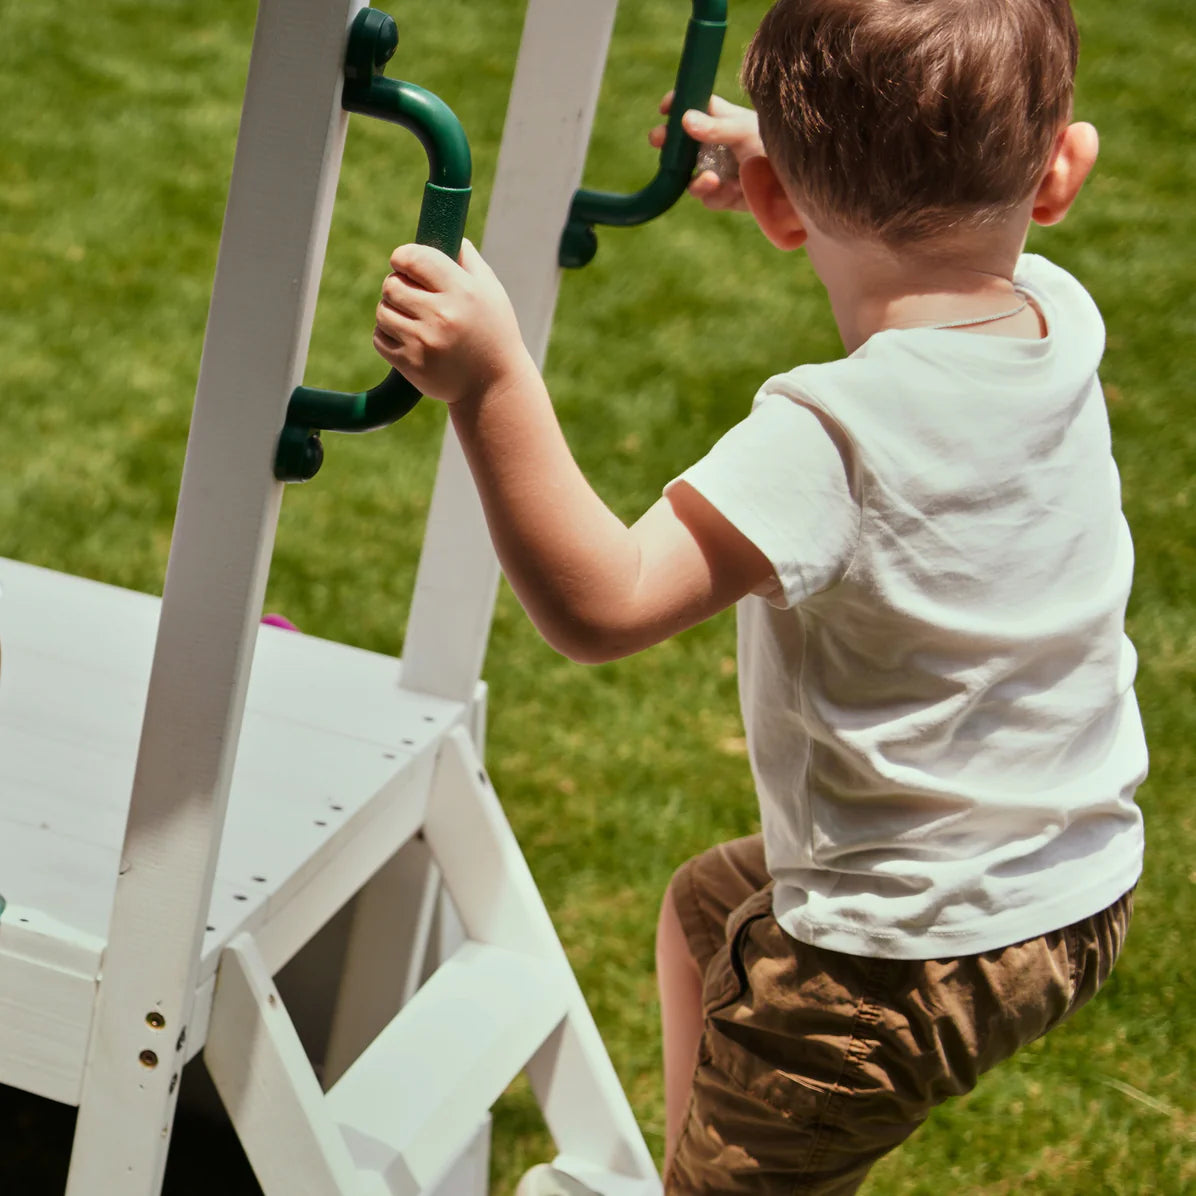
top-left (369, 13), bottom-right (399, 68)
top-left (139, 1050), bottom-right (159, 1069)
top-left (145, 1011), bottom-right (166, 1030)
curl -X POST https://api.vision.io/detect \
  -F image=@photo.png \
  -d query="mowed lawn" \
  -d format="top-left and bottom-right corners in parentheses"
top-left (0, 1), bottom-right (1192, 1193)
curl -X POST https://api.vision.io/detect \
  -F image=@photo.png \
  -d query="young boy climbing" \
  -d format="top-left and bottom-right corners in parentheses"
top-left (373, 1), bottom-right (1147, 1191)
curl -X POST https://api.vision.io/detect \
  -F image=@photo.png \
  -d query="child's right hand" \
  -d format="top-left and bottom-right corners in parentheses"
top-left (648, 93), bottom-right (764, 212)
top-left (373, 238), bottom-right (533, 408)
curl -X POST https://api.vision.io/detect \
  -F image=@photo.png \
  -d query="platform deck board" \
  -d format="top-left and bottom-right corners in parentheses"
top-left (0, 557), bottom-right (464, 1104)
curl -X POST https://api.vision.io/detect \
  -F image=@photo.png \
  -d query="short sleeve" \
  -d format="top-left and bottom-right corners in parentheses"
top-left (665, 392), bottom-right (859, 607)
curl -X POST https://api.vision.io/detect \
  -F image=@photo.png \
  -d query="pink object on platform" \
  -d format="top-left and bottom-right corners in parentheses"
top-left (260, 614), bottom-right (300, 632)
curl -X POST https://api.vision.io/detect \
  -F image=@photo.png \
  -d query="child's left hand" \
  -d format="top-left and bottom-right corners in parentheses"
top-left (373, 238), bottom-right (531, 406)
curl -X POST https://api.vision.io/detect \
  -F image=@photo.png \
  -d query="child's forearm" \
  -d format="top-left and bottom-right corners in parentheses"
top-left (373, 239), bottom-right (771, 659)
top-left (449, 357), bottom-right (654, 662)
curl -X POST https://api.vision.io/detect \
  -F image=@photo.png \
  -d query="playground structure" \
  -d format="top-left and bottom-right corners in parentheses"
top-left (0, 2), bottom-right (725, 1193)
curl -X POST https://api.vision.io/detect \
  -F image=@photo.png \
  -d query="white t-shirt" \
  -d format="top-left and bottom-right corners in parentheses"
top-left (670, 254), bottom-right (1147, 959)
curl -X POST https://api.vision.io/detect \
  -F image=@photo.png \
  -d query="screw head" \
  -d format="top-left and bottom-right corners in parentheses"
top-left (373, 15), bottom-right (399, 67)
top-left (345, 9), bottom-right (399, 81)
top-left (274, 425), bottom-right (324, 482)
top-left (301, 434), bottom-right (324, 479)
top-left (559, 221), bottom-right (599, 269)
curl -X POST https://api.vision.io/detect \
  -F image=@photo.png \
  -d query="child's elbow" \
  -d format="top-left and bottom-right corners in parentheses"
top-left (556, 639), bottom-right (630, 667)
top-left (538, 612), bottom-right (644, 666)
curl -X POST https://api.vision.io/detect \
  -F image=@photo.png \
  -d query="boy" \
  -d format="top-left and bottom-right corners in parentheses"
top-left (373, 0), bottom-right (1146, 1191)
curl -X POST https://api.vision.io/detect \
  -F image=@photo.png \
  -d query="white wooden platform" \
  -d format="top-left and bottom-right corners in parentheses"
top-left (0, 555), bottom-right (465, 1107)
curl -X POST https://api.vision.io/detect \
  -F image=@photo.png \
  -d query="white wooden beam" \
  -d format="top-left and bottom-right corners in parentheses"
top-left (205, 935), bottom-right (365, 1196)
top-left (425, 729), bottom-right (659, 1188)
top-left (65, 2), bottom-right (363, 1191)
top-left (0, 918), bottom-right (99, 1104)
top-left (399, 0), bottom-right (620, 702)
top-left (322, 835), bottom-right (443, 1088)
top-left (327, 940), bottom-right (565, 1191)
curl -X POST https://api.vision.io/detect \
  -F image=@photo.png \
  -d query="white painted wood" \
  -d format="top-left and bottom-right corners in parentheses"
top-left (425, 730), bottom-right (659, 1188)
top-left (0, 554), bottom-right (457, 952)
top-left (205, 934), bottom-right (365, 1196)
top-left (0, 687), bottom-right (429, 909)
top-left (429, 885), bottom-right (468, 991)
top-left (426, 1119), bottom-right (491, 1196)
top-left (251, 749), bottom-right (438, 978)
top-left (424, 733), bottom-right (568, 959)
top-left (0, 556), bottom-right (467, 1098)
top-left (527, 1019), bottom-right (662, 1188)
top-left (549, 1158), bottom-right (665, 1196)
top-left (0, 555), bottom-right (460, 743)
top-left (323, 836), bottom-right (441, 1088)
top-left (480, 0), bottom-right (621, 366)
top-left (0, 905), bottom-right (105, 981)
top-left (327, 940), bottom-right (566, 1191)
top-left (0, 916), bottom-right (97, 1105)
top-left (0, 820), bottom-right (121, 963)
top-left (469, 681), bottom-right (489, 756)
top-left (399, 0), bottom-right (620, 702)
top-left (186, 974), bottom-right (215, 1066)
top-left (64, 3), bottom-right (367, 1189)
top-left (0, 556), bottom-right (160, 679)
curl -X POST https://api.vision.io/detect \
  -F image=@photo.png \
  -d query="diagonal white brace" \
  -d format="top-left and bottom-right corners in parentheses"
top-left (425, 728), bottom-right (662, 1191)
top-left (206, 933), bottom-right (397, 1196)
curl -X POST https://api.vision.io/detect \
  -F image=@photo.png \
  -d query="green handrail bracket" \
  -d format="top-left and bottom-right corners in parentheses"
top-left (559, 0), bottom-right (728, 269)
top-left (275, 7), bottom-right (473, 483)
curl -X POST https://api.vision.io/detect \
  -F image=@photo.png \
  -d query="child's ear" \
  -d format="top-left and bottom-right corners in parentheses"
top-left (740, 156), bottom-right (808, 250)
top-left (1032, 122), bottom-right (1099, 227)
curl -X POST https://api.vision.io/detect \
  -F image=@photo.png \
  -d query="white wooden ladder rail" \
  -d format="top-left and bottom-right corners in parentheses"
top-left (56, 1), bottom-right (659, 1194)
top-left (205, 727), bottom-right (659, 1196)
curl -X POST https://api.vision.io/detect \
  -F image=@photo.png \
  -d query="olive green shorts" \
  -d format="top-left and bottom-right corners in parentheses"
top-left (666, 834), bottom-right (1133, 1195)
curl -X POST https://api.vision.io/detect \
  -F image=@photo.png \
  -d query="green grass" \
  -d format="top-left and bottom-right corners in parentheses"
top-left (1, 0), bottom-right (1193, 1192)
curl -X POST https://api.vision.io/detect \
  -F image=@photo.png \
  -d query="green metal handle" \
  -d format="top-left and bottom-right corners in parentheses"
top-left (275, 8), bottom-right (473, 483)
top-left (560, 0), bottom-right (728, 269)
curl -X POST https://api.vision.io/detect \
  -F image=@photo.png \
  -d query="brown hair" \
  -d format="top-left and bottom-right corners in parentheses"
top-left (741, 0), bottom-right (1080, 243)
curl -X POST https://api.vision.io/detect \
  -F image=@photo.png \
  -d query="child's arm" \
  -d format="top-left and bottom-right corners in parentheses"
top-left (374, 240), bottom-right (773, 664)
top-left (648, 93), bottom-right (764, 212)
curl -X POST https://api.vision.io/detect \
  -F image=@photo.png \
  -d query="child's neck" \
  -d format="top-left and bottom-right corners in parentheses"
top-left (807, 216), bottom-right (1039, 353)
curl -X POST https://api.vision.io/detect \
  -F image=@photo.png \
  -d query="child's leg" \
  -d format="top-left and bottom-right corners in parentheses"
top-left (657, 837), bottom-right (773, 1175)
top-left (519, 839), bottom-right (770, 1196)
top-left (655, 888), bottom-right (704, 1170)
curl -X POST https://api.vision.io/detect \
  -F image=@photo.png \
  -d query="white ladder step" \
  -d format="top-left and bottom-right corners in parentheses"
top-left (326, 940), bottom-right (569, 1191)
top-left (550, 1158), bottom-right (665, 1196)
